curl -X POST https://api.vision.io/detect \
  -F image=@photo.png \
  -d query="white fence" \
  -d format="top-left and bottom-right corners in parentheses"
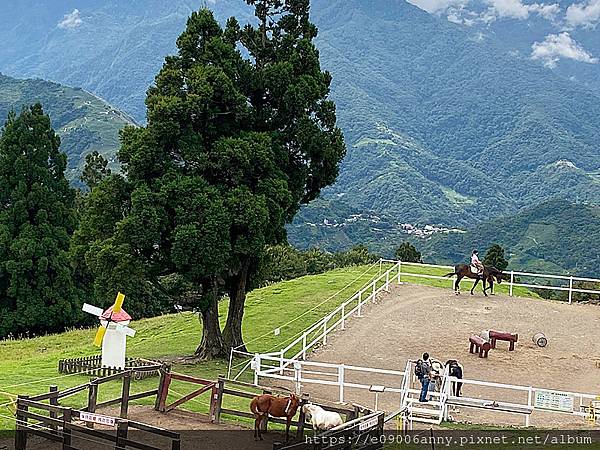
top-left (381, 259), bottom-right (600, 304)
top-left (226, 259), bottom-right (600, 427)
top-left (239, 352), bottom-right (599, 427)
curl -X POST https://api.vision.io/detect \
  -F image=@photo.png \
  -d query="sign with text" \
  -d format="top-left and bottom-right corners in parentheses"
top-left (534, 390), bottom-right (574, 412)
top-left (79, 412), bottom-right (116, 426)
top-left (359, 416), bottom-right (379, 431)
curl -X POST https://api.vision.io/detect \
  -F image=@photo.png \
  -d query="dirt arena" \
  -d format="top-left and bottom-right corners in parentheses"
top-left (300, 283), bottom-right (600, 428)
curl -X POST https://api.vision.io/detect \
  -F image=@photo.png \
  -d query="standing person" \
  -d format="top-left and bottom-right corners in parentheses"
top-left (415, 353), bottom-right (432, 402)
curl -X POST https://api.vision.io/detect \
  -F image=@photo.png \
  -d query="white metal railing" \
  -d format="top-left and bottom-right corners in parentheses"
top-left (268, 261), bottom-right (402, 369)
top-left (245, 352), bottom-right (599, 427)
top-left (380, 259), bottom-right (600, 304)
top-left (249, 352), bottom-right (406, 406)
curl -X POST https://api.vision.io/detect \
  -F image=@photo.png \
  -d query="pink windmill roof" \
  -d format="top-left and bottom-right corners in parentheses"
top-left (101, 306), bottom-right (132, 322)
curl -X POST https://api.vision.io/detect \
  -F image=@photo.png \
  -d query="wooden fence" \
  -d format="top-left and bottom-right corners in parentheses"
top-left (58, 356), bottom-right (161, 380)
top-left (15, 364), bottom-right (180, 450)
top-left (154, 371), bottom-right (370, 441)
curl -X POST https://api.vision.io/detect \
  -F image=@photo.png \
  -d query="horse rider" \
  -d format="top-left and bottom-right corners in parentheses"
top-left (471, 250), bottom-right (484, 276)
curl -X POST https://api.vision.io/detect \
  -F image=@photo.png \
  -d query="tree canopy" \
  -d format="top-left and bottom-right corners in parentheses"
top-left (76, 3), bottom-right (345, 359)
top-left (395, 242), bottom-right (422, 263)
top-left (483, 244), bottom-right (509, 271)
top-left (0, 104), bottom-right (80, 337)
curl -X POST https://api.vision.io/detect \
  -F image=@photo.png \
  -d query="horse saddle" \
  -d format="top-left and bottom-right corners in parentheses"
top-left (470, 265), bottom-right (480, 274)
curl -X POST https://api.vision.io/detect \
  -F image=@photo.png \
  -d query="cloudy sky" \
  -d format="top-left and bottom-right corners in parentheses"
top-left (407, 0), bottom-right (599, 67)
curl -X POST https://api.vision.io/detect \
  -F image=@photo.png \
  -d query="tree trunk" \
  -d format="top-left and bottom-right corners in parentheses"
top-left (195, 284), bottom-right (226, 360)
top-left (223, 259), bottom-right (250, 352)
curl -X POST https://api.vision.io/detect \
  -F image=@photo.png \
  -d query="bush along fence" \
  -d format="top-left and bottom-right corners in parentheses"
top-left (15, 363), bottom-right (180, 450)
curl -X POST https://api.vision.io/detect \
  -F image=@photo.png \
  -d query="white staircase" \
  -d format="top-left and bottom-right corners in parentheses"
top-left (399, 361), bottom-right (449, 429)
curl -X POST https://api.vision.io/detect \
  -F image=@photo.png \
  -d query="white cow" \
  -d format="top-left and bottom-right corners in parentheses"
top-left (302, 404), bottom-right (344, 432)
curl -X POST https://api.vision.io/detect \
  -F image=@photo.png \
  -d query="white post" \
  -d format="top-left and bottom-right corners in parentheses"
top-left (372, 281), bottom-right (376, 301)
top-left (397, 261), bottom-right (402, 283)
top-left (357, 291), bottom-right (363, 317)
top-left (294, 364), bottom-right (302, 395)
top-left (385, 271), bottom-right (390, 292)
top-left (526, 386), bottom-right (533, 427)
top-left (374, 392), bottom-right (379, 411)
top-left (323, 318), bottom-right (328, 345)
top-left (509, 271), bottom-right (514, 297)
top-left (341, 303), bottom-right (345, 330)
top-left (568, 276), bottom-right (574, 304)
top-left (379, 259), bottom-right (382, 274)
top-left (254, 354), bottom-right (260, 385)
top-left (338, 365), bottom-right (345, 402)
top-left (227, 347), bottom-right (234, 380)
top-left (302, 333), bottom-right (307, 360)
top-left (279, 351), bottom-right (284, 375)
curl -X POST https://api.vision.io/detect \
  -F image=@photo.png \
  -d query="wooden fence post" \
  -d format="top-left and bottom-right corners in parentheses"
top-left (209, 383), bottom-right (218, 422)
top-left (62, 408), bottom-right (73, 450)
top-left (296, 403), bottom-right (306, 439)
top-left (214, 377), bottom-right (225, 424)
top-left (120, 371), bottom-right (132, 418)
top-left (14, 396), bottom-right (28, 450)
top-left (49, 385), bottom-right (59, 431)
top-left (115, 420), bottom-right (129, 450)
top-left (156, 368), bottom-right (172, 412)
top-left (87, 379), bottom-right (98, 428)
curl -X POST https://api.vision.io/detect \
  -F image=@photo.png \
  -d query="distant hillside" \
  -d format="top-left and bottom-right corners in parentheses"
top-left (2, 0), bottom-right (600, 260)
top-left (422, 200), bottom-right (600, 276)
top-left (0, 74), bottom-right (135, 183)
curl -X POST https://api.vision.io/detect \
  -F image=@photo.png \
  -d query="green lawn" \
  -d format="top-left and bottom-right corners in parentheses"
top-left (0, 261), bottom-right (540, 433)
top-left (0, 263), bottom-right (385, 431)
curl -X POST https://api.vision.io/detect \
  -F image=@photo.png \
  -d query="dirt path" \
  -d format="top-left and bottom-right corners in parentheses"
top-left (299, 283), bottom-right (600, 428)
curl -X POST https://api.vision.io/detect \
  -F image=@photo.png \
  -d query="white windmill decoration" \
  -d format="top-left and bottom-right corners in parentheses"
top-left (82, 292), bottom-right (136, 369)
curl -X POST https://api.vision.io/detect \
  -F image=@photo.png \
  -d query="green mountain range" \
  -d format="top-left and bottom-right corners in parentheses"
top-left (0, 73), bottom-right (134, 183)
top-left (0, 0), bottom-right (599, 274)
top-left (423, 200), bottom-right (600, 276)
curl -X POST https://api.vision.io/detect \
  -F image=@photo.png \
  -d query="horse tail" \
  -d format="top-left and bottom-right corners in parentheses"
top-left (250, 397), bottom-right (265, 417)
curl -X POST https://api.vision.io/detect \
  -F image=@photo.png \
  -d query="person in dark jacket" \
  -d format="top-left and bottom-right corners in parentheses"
top-left (415, 352), bottom-right (432, 402)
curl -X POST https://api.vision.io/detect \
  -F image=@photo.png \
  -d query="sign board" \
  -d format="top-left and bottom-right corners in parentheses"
top-left (534, 390), bottom-right (574, 412)
top-left (79, 412), bottom-right (116, 426)
top-left (359, 416), bottom-right (379, 431)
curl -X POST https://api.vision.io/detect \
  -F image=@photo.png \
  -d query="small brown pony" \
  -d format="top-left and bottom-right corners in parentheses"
top-left (250, 393), bottom-right (300, 442)
top-left (444, 264), bottom-right (504, 296)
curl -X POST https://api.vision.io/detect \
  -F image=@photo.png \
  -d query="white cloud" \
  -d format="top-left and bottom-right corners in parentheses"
top-left (483, 0), bottom-right (560, 20)
top-left (57, 9), bottom-right (83, 29)
top-left (565, 0), bottom-right (600, 28)
top-left (531, 32), bottom-right (598, 68)
top-left (407, 0), bottom-right (469, 14)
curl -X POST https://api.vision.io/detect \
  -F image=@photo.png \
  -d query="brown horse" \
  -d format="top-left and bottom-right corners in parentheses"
top-left (444, 264), bottom-right (504, 296)
top-left (250, 393), bottom-right (300, 442)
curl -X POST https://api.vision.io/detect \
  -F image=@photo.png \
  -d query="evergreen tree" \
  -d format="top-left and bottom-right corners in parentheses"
top-left (394, 242), bottom-right (422, 263)
top-left (0, 104), bottom-right (79, 337)
top-left (483, 244), bottom-right (509, 270)
top-left (76, 4), bottom-right (344, 359)
top-left (81, 151), bottom-right (111, 190)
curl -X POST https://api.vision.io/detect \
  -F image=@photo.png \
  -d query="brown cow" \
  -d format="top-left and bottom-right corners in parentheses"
top-left (250, 393), bottom-right (300, 442)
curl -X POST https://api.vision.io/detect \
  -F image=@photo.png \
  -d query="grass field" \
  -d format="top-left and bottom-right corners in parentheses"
top-left (0, 261), bottom-right (543, 433)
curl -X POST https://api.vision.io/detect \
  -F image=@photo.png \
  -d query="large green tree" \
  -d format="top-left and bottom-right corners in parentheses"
top-left (76, 3), bottom-right (344, 359)
top-left (0, 104), bottom-right (80, 337)
top-left (221, 0), bottom-right (345, 351)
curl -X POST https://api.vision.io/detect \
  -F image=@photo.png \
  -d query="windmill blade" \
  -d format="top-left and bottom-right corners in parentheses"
top-left (82, 303), bottom-right (104, 317)
top-left (113, 292), bottom-right (125, 313)
top-left (115, 323), bottom-right (136, 337)
top-left (93, 325), bottom-right (107, 347)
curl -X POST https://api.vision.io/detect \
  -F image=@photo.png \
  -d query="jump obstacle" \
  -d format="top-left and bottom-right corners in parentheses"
top-left (469, 335), bottom-right (491, 358)
top-left (489, 330), bottom-right (518, 351)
